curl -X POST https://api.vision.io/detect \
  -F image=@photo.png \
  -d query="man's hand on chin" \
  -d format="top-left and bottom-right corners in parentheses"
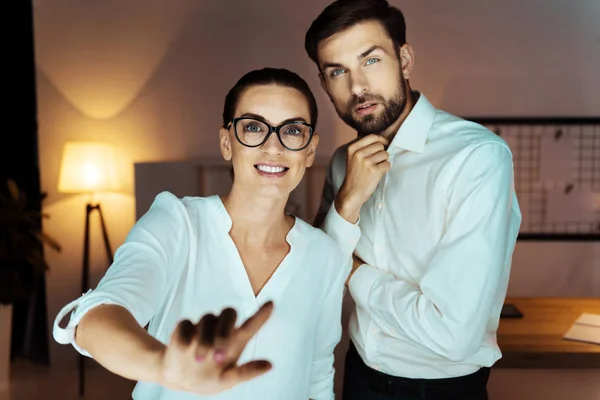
top-left (347, 254), bottom-right (365, 287)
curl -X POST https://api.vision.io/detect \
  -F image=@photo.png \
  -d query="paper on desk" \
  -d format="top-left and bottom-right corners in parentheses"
top-left (563, 313), bottom-right (600, 345)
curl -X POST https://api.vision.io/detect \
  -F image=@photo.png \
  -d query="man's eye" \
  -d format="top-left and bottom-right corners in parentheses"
top-left (330, 69), bottom-right (344, 77)
top-left (365, 58), bottom-right (379, 66)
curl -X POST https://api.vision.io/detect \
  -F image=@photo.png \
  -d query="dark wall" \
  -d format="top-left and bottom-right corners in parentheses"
top-left (1, 0), bottom-right (50, 365)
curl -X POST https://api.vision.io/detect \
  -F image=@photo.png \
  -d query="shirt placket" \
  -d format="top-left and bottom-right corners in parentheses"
top-left (373, 174), bottom-right (388, 271)
top-left (366, 173), bottom-right (389, 368)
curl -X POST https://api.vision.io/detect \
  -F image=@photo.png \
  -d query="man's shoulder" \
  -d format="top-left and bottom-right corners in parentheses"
top-left (331, 142), bottom-right (350, 167)
top-left (432, 110), bottom-right (510, 153)
top-left (331, 142), bottom-right (349, 161)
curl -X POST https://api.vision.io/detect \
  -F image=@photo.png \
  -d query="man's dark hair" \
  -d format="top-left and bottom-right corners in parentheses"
top-left (305, 0), bottom-right (407, 65)
top-left (222, 67), bottom-right (318, 128)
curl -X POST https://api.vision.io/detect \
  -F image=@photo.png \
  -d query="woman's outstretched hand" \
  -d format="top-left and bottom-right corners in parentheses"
top-left (158, 301), bottom-right (274, 395)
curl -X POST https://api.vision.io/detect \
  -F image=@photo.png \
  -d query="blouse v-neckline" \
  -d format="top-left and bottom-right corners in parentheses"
top-left (209, 195), bottom-right (305, 302)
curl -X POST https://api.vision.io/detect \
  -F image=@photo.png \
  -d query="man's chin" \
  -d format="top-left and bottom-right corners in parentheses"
top-left (355, 122), bottom-right (389, 137)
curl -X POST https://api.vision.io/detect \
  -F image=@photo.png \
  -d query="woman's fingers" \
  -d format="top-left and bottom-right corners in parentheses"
top-left (185, 302), bottom-right (272, 368)
top-left (162, 305), bottom-right (274, 395)
top-left (213, 308), bottom-right (237, 364)
top-left (234, 301), bottom-right (273, 345)
top-left (172, 319), bottom-right (196, 349)
top-left (220, 360), bottom-right (272, 386)
top-left (195, 313), bottom-right (218, 361)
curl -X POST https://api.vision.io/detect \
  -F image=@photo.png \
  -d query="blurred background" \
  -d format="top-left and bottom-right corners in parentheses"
top-left (1, 0), bottom-right (599, 399)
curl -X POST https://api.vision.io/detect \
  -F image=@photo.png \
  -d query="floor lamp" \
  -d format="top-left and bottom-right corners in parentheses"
top-left (58, 142), bottom-right (119, 396)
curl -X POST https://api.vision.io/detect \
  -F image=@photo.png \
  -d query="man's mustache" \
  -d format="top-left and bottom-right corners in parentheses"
top-left (348, 94), bottom-right (384, 109)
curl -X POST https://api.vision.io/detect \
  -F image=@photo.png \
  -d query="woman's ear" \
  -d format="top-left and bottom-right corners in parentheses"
top-left (219, 127), bottom-right (232, 161)
top-left (305, 133), bottom-right (319, 168)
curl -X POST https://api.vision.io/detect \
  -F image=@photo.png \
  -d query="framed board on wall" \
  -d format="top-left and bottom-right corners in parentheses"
top-left (467, 117), bottom-right (600, 241)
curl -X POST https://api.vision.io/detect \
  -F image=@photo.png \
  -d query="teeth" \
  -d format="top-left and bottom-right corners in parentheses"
top-left (257, 165), bottom-right (285, 173)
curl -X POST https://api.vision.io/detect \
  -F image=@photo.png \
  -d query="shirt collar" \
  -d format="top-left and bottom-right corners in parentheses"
top-left (209, 194), bottom-right (306, 249)
top-left (210, 194), bottom-right (233, 232)
top-left (388, 92), bottom-right (436, 154)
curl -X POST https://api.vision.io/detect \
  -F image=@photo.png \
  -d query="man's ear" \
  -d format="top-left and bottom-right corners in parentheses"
top-left (400, 43), bottom-right (415, 80)
top-left (219, 127), bottom-right (232, 161)
top-left (305, 134), bottom-right (319, 168)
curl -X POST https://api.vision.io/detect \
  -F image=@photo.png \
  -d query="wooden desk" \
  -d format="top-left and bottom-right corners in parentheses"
top-left (496, 297), bottom-right (600, 369)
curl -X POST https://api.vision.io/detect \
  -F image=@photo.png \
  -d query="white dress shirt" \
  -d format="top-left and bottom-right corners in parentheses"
top-left (315, 93), bottom-right (521, 379)
top-left (53, 192), bottom-right (350, 400)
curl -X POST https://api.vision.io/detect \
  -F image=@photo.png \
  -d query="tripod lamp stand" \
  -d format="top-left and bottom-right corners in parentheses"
top-left (57, 141), bottom-right (119, 396)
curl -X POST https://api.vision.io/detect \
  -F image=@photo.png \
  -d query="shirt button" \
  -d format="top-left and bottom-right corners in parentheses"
top-left (376, 202), bottom-right (383, 210)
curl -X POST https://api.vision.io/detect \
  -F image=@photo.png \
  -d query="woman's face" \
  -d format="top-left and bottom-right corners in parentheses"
top-left (219, 84), bottom-right (319, 200)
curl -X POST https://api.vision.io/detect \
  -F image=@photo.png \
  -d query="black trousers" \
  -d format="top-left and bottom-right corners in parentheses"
top-left (341, 343), bottom-right (490, 400)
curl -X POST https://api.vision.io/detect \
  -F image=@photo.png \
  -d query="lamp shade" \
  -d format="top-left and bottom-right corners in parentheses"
top-left (58, 142), bottom-right (120, 193)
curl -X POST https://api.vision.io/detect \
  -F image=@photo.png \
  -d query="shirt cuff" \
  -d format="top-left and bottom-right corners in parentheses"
top-left (322, 202), bottom-right (361, 256)
top-left (52, 289), bottom-right (117, 358)
top-left (348, 264), bottom-right (382, 311)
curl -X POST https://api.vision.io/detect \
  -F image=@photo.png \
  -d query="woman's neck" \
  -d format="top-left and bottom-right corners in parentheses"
top-left (221, 188), bottom-right (293, 247)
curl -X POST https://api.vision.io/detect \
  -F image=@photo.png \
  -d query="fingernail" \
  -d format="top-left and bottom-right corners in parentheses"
top-left (213, 349), bottom-right (226, 363)
top-left (195, 354), bottom-right (205, 363)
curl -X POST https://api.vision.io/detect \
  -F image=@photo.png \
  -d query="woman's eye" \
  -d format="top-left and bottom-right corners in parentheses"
top-left (246, 124), bottom-right (262, 132)
top-left (284, 127), bottom-right (301, 135)
top-left (330, 69), bottom-right (344, 77)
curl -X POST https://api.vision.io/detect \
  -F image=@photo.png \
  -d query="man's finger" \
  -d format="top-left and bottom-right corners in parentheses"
top-left (220, 360), bottom-right (272, 386)
top-left (367, 150), bottom-right (389, 165)
top-left (354, 142), bottom-right (386, 161)
top-left (348, 134), bottom-right (389, 154)
top-left (376, 160), bottom-right (392, 173)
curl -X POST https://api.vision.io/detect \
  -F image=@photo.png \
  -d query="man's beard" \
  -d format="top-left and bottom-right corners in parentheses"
top-left (338, 79), bottom-right (406, 137)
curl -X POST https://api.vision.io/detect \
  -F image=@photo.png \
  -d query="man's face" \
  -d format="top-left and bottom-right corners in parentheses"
top-left (316, 20), bottom-right (413, 137)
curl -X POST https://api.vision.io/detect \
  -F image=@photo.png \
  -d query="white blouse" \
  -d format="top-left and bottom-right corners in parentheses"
top-left (53, 192), bottom-right (350, 400)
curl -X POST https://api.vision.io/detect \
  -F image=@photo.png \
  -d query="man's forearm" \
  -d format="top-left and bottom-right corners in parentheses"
top-left (75, 304), bottom-right (165, 383)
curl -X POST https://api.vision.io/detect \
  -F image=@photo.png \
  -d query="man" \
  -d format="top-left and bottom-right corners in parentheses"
top-left (305, 1), bottom-right (521, 399)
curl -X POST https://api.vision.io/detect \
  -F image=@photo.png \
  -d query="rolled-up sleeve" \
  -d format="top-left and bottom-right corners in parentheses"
top-left (52, 191), bottom-right (190, 357)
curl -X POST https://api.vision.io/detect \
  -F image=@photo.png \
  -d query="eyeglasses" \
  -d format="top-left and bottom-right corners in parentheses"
top-left (226, 117), bottom-right (314, 151)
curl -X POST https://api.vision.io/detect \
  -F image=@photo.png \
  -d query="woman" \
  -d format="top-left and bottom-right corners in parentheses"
top-left (53, 68), bottom-right (350, 400)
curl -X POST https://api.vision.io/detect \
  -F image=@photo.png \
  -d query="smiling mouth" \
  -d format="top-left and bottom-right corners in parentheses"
top-left (254, 164), bottom-right (289, 174)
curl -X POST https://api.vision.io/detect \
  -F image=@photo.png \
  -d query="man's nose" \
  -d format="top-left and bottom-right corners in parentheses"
top-left (350, 71), bottom-right (369, 97)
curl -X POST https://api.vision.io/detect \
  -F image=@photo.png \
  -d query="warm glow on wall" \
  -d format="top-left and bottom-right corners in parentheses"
top-left (33, 0), bottom-right (201, 119)
top-left (58, 142), bottom-right (120, 193)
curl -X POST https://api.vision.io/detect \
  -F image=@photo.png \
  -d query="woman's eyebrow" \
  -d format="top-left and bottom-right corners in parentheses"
top-left (239, 113), bottom-right (308, 125)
